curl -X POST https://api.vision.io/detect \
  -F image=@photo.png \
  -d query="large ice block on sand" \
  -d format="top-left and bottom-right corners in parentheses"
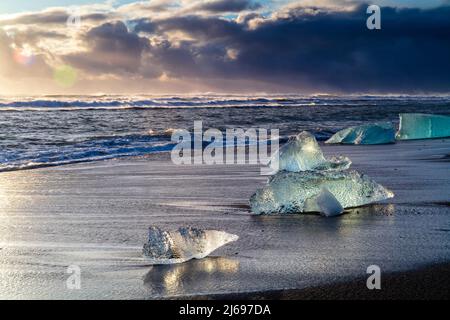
top-left (270, 131), bottom-right (351, 172)
top-left (143, 226), bottom-right (238, 264)
top-left (250, 170), bottom-right (394, 215)
top-left (396, 113), bottom-right (450, 140)
top-left (326, 122), bottom-right (395, 145)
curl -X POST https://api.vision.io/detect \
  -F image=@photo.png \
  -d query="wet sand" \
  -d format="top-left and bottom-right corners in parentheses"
top-left (181, 262), bottom-right (450, 300)
top-left (0, 139), bottom-right (449, 299)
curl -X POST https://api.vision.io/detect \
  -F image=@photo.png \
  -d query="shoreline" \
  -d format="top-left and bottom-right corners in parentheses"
top-left (0, 138), bottom-right (449, 299)
top-left (1, 135), bottom-right (449, 175)
top-left (172, 262), bottom-right (450, 300)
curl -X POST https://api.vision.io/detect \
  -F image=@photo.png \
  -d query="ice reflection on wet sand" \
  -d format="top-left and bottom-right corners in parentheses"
top-left (144, 257), bottom-right (240, 297)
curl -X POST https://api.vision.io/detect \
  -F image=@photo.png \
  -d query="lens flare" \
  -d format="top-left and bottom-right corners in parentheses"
top-left (13, 49), bottom-right (34, 66)
top-left (53, 65), bottom-right (78, 88)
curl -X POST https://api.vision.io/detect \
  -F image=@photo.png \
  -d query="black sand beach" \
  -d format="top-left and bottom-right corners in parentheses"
top-left (0, 139), bottom-right (449, 299)
top-left (182, 262), bottom-right (450, 300)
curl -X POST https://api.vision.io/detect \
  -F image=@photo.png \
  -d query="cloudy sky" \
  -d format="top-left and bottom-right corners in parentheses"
top-left (0, 0), bottom-right (449, 95)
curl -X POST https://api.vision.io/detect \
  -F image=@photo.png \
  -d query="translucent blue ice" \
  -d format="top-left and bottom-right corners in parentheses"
top-left (250, 170), bottom-right (394, 215)
top-left (326, 122), bottom-right (395, 145)
top-left (396, 113), bottom-right (450, 140)
top-left (143, 226), bottom-right (238, 264)
top-left (270, 131), bottom-right (351, 172)
top-left (303, 187), bottom-right (344, 217)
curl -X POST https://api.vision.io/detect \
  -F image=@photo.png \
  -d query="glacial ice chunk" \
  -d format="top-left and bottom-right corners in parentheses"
top-left (303, 187), bottom-right (344, 217)
top-left (396, 113), bottom-right (450, 140)
top-left (270, 131), bottom-right (351, 173)
top-left (143, 226), bottom-right (238, 264)
top-left (325, 122), bottom-right (395, 145)
top-left (250, 170), bottom-right (394, 215)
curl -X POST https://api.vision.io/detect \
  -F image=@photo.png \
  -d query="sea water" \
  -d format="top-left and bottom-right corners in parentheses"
top-left (1, 95), bottom-right (450, 172)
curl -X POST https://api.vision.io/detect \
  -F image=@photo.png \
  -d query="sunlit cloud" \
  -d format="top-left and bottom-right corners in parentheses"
top-left (0, 1), bottom-right (449, 94)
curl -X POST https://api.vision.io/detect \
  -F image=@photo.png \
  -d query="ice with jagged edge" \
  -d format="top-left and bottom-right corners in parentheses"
top-left (396, 113), bottom-right (450, 140)
top-left (326, 122), bottom-right (395, 145)
top-left (143, 226), bottom-right (238, 264)
top-left (250, 170), bottom-right (394, 215)
top-left (270, 131), bottom-right (351, 173)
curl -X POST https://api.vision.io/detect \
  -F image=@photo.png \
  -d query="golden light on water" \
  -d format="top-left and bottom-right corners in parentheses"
top-left (0, 175), bottom-right (13, 209)
top-left (0, 174), bottom-right (21, 239)
top-left (162, 258), bottom-right (240, 292)
top-left (0, 172), bottom-right (41, 219)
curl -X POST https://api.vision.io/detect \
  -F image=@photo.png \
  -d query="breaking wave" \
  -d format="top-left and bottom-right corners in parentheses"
top-left (1, 94), bottom-right (449, 172)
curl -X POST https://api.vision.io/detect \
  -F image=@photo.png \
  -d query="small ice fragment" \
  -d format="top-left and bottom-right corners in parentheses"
top-left (326, 122), bottom-right (395, 145)
top-left (304, 187), bottom-right (344, 217)
top-left (270, 131), bottom-right (351, 172)
top-left (250, 170), bottom-right (394, 215)
top-left (396, 113), bottom-right (450, 140)
top-left (143, 226), bottom-right (238, 264)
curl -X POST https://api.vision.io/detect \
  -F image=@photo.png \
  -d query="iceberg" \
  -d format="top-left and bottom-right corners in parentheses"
top-left (325, 122), bottom-right (395, 145)
top-left (270, 131), bottom-right (351, 173)
top-left (143, 226), bottom-right (238, 264)
top-left (396, 113), bottom-right (450, 140)
top-left (250, 170), bottom-right (394, 215)
top-left (303, 187), bottom-right (344, 217)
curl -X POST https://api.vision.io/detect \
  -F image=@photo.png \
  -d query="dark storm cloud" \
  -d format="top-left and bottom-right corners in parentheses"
top-left (133, 19), bottom-right (157, 33)
top-left (64, 21), bottom-right (149, 74)
top-left (191, 0), bottom-right (262, 13)
top-left (9, 2), bottom-right (448, 93)
top-left (133, 16), bottom-right (246, 78)
top-left (131, 4), bottom-right (450, 92)
top-left (247, 4), bottom-right (450, 92)
top-left (155, 15), bottom-right (243, 39)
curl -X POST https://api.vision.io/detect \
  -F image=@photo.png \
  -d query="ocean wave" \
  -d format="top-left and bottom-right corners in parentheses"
top-left (1, 95), bottom-right (449, 172)
top-left (7, 95), bottom-right (446, 111)
top-left (0, 134), bottom-right (176, 173)
top-left (0, 95), bottom-right (448, 112)
top-left (0, 97), bottom-right (278, 108)
top-left (0, 131), bottom-right (286, 173)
